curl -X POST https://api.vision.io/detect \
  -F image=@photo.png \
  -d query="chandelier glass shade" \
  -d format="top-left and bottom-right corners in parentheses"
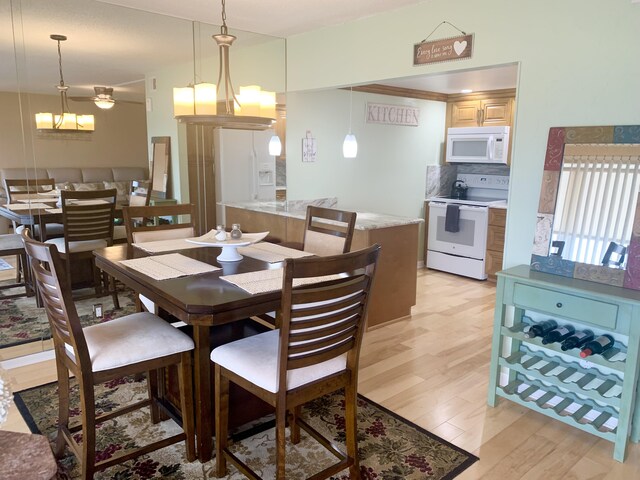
top-left (172, 0), bottom-right (275, 130)
top-left (35, 34), bottom-right (94, 132)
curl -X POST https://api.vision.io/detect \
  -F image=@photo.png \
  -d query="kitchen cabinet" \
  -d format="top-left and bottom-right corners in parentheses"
top-left (486, 207), bottom-right (506, 281)
top-left (447, 94), bottom-right (515, 128)
top-left (488, 265), bottom-right (640, 462)
top-left (225, 204), bottom-right (420, 328)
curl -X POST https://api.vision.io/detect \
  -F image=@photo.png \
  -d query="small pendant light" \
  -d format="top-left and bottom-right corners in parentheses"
top-left (343, 87), bottom-right (358, 158)
top-left (269, 134), bottom-right (282, 156)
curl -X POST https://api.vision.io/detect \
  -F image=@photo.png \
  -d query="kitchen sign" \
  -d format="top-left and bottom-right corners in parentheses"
top-left (366, 102), bottom-right (419, 127)
top-left (414, 34), bottom-right (473, 66)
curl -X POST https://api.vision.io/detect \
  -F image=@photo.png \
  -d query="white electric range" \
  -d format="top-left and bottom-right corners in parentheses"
top-left (427, 174), bottom-right (509, 279)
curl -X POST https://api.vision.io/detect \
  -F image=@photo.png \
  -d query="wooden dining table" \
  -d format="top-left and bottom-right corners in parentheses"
top-left (93, 244), bottom-right (282, 462)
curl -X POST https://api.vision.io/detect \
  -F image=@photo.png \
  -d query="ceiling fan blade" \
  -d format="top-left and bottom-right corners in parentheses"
top-left (69, 96), bottom-right (97, 102)
top-left (117, 99), bottom-right (145, 105)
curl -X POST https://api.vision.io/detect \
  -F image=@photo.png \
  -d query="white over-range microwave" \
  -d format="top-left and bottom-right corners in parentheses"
top-left (446, 126), bottom-right (510, 164)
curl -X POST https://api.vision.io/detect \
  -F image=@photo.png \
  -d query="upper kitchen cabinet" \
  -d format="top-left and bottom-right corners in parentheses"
top-left (447, 89), bottom-right (515, 128)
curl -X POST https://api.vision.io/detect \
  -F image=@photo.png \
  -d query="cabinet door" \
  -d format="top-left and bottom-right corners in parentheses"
top-left (485, 249), bottom-right (503, 280)
top-left (487, 224), bottom-right (505, 251)
top-left (481, 98), bottom-right (512, 126)
top-left (450, 101), bottom-right (480, 127)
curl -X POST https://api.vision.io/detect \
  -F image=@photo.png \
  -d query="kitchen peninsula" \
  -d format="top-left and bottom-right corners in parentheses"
top-left (224, 200), bottom-right (422, 328)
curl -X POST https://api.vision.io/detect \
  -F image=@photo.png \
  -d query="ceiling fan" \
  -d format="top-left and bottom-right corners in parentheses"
top-left (70, 86), bottom-right (144, 110)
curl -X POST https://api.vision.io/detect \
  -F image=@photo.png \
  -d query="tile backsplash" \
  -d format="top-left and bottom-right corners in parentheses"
top-left (426, 163), bottom-right (510, 197)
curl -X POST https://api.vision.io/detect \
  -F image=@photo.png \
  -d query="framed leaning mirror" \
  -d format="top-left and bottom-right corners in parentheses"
top-left (150, 136), bottom-right (171, 199)
top-left (531, 125), bottom-right (640, 289)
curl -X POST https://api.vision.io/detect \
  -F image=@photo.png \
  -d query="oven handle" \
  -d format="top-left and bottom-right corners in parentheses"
top-left (429, 202), bottom-right (488, 211)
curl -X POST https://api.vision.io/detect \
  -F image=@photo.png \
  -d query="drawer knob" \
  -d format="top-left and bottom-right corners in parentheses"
top-left (556, 302), bottom-right (563, 308)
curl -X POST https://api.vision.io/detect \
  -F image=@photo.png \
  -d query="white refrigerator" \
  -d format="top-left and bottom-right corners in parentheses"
top-left (214, 129), bottom-right (276, 225)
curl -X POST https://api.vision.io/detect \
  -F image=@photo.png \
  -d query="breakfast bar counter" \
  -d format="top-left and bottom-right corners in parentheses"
top-left (224, 200), bottom-right (423, 328)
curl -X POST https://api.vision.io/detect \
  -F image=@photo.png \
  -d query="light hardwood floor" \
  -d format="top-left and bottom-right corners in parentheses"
top-left (2, 265), bottom-right (639, 478)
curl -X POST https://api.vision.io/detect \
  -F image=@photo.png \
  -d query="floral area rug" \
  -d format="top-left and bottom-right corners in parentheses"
top-left (0, 282), bottom-right (136, 348)
top-left (14, 376), bottom-right (478, 479)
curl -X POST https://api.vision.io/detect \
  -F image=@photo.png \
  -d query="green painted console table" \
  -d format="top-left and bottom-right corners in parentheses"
top-left (488, 265), bottom-right (640, 462)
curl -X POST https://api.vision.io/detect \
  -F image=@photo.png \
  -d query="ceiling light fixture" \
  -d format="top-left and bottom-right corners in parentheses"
top-left (460, 89), bottom-right (473, 94)
top-left (343, 87), bottom-right (358, 158)
top-left (35, 35), bottom-right (94, 133)
top-left (173, 0), bottom-right (275, 130)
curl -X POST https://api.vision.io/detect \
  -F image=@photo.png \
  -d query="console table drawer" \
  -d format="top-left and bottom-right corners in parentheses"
top-left (512, 283), bottom-right (618, 329)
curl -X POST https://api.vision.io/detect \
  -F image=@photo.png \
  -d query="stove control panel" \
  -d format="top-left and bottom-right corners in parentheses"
top-left (456, 174), bottom-right (510, 190)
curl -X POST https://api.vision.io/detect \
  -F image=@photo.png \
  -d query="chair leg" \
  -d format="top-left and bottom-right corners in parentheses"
top-left (214, 364), bottom-right (229, 477)
top-left (290, 405), bottom-right (301, 444)
top-left (54, 362), bottom-right (71, 458)
top-left (109, 275), bottom-right (120, 309)
top-left (79, 377), bottom-right (97, 480)
top-left (147, 369), bottom-right (162, 424)
top-left (178, 352), bottom-right (196, 462)
top-left (345, 383), bottom-right (360, 479)
top-left (15, 254), bottom-right (22, 283)
top-left (275, 400), bottom-right (287, 480)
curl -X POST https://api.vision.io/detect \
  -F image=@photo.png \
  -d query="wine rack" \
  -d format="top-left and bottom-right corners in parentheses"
top-left (488, 266), bottom-right (640, 462)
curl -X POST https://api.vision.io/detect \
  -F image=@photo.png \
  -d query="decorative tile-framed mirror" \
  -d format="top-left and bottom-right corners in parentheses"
top-left (531, 125), bottom-right (640, 289)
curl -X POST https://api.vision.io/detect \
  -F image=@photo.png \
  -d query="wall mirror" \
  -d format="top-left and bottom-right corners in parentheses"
top-left (0, 0), bottom-right (285, 362)
top-left (531, 125), bottom-right (640, 289)
top-left (150, 136), bottom-right (171, 198)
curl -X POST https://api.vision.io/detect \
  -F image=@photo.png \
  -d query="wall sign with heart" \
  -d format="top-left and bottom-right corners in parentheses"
top-left (413, 34), bottom-right (473, 66)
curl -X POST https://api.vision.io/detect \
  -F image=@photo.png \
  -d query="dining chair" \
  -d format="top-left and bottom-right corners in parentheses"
top-left (123, 203), bottom-right (196, 313)
top-left (3, 178), bottom-right (64, 284)
top-left (302, 206), bottom-right (357, 256)
top-left (123, 203), bottom-right (196, 245)
top-left (22, 229), bottom-right (196, 479)
top-left (45, 189), bottom-right (119, 307)
top-left (212, 244), bottom-right (381, 480)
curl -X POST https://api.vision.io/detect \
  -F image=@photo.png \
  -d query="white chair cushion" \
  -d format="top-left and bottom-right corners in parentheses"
top-left (76, 312), bottom-right (194, 372)
top-left (113, 225), bottom-right (127, 240)
top-left (16, 223), bottom-right (65, 237)
top-left (211, 329), bottom-right (347, 394)
top-left (45, 237), bottom-right (108, 253)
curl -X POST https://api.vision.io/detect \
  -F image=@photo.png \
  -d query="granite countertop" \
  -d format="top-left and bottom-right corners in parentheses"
top-left (222, 200), bottom-right (423, 231)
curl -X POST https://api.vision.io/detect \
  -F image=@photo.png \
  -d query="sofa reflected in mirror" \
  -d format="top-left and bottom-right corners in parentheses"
top-left (531, 125), bottom-right (640, 289)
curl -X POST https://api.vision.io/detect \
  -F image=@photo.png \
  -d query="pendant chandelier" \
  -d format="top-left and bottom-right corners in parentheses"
top-left (35, 35), bottom-right (94, 133)
top-left (173, 0), bottom-right (276, 130)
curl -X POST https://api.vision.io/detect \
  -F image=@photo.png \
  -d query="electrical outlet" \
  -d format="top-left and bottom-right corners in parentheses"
top-left (93, 303), bottom-right (103, 319)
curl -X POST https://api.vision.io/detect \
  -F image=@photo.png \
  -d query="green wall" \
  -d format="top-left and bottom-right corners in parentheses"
top-left (285, 0), bottom-right (640, 270)
top-left (286, 88), bottom-right (446, 256)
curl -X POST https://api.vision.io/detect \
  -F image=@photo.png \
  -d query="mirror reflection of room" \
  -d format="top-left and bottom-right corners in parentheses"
top-left (552, 143), bottom-right (640, 268)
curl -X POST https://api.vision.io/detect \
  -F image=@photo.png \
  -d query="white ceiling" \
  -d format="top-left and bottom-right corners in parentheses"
top-left (1, 0), bottom-right (517, 101)
top-left (100, 0), bottom-right (430, 37)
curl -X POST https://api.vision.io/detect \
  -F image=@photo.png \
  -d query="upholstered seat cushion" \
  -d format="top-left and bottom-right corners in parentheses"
top-left (210, 329), bottom-right (347, 393)
top-left (15, 223), bottom-right (65, 238)
top-left (45, 237), bottom-right (108, 253)
top-left (70, 312), bottom-right (194, 372)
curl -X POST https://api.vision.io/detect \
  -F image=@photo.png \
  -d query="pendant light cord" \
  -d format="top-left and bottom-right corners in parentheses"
top-left (348, 87), bottom-right (353, 134)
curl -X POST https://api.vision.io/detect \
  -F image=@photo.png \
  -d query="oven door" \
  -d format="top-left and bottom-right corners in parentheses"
top-left (428, 202), bottom-right (489, 259)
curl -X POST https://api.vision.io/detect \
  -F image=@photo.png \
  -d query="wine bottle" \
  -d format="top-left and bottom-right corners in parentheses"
top-left (560, 329), bottom-right (594, 351)
top-left (579, 334), bottom-right (615, 358)
top-left (524, 319), bottom-right (558, 339)
top-left (541, 324), bottom-right (575, 345)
